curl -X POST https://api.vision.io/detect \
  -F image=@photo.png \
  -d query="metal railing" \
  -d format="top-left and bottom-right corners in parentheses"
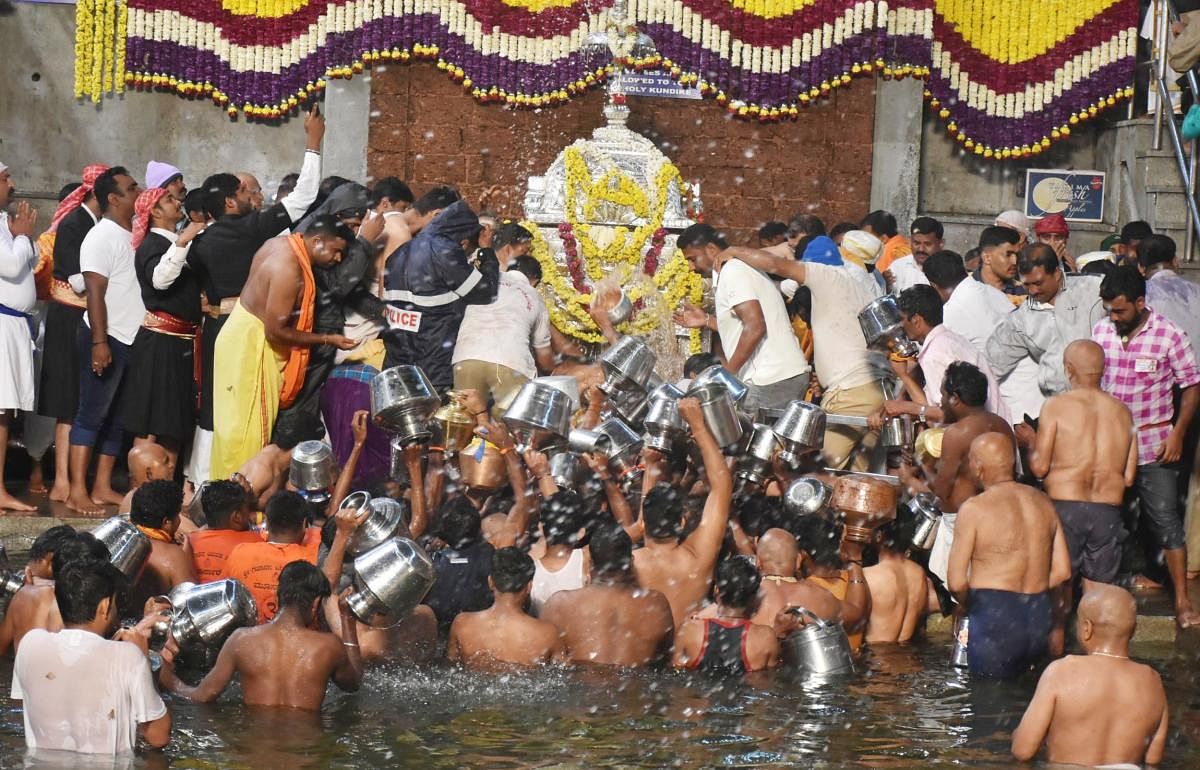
top-left (1152, 0), bottom-right (1200, 259)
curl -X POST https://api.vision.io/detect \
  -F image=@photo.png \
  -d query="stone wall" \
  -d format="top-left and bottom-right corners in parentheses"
top-left (368, 64), bottom-right (877, 243)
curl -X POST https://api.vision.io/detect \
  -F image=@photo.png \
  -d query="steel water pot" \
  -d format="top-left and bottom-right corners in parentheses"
top-left (605, 382), bottom-right (650, 426)
top-left (0, 569), bottom-right (23, 622)
top-left (736, 423), bottom-right (780, 486)
top-left (289, 441), bottom-right (337, 491)
top-left (951, 615), bottom-right (970, 668)
top-left (169, 579), bottom-right (258, 651)
top-left (782, 477), bottom-right (835, 519)
top-left (781, 607), bottom-right (855, 675)
top-left (595, 417), bottom-right (645, 490)
top-left (91, 517), bottom-right (152, 579)
top-left (772, 400), bottom-right (826, 465)
top-left (503, 381), bottom-right (573, 451)
top-left (533, 375), bottom-right (581, 410)
top-left (349, 496), bottom-right (412, 556)
top-left (607, 290), bottom-right (633, 325)
top-left (685, 382), bottom-right (744, 450)
top-left (347, 538), bottom-right (436, 625)
top-left (598, 336), bottom-right (657, 392)
top-left (907, 492), bottom-right (942, 551)
top-left (642, 384), bottom-right (686, 452)
top-left (388, 436), bottom-right (412, 485)
top-left (880, 414), bottom-right (915, 451)
top-left (548, 451), bottom-right (587, 489)
top-left (858, 295), bottom-right (920, 358)
top-left (369, 365), bottom-right (441, 444)
top-left (689, 365), bottom-right (749, 404)
top-left (568, 428), bottom-right (610, 455)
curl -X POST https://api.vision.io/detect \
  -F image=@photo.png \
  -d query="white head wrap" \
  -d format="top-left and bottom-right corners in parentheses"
top-left (995, 209), bottom-right (1030, 235)
top-left (839, 230), bottom-right (884, 267)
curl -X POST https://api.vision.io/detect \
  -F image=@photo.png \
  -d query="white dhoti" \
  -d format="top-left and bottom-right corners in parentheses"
top-left (185, 428), bottom-right (214, 485)
top-left (927, 512), bottom-right (957, 586)
top-left (0, 314), bottom-right (34, 412)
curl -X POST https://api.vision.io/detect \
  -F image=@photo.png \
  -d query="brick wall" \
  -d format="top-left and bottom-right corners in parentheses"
top-left (368, 64), bottom-right (876, 243)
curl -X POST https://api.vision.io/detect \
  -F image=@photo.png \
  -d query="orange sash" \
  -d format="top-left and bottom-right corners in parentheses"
top-left (34, 232), bottom-right (55, 301)
top-left (279, 233), bottom-right (316, 409)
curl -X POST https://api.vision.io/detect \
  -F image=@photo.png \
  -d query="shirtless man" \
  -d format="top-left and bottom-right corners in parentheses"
top-left (674, 557), bottom-right (780, 674)
top-left (1025, 340), bottom-right (1136, 587)
top-left (1012, 584), bottom-right (1167, 766)
top-left (161, 561), bottom-right (362, 710)
top-left (751, 528), bottom-right (842, 628)
top-left (233, 443), bottom-right (293, 512)
top-left (633, 397), bottom-right (732, 626)
top-left (118, 442), bottom-right (175, 514)
top-left (948, 433), bottom-right (1072, 678)
top-left (447, 547), bottom-right (565, 669)
top-left (128, 480), bottom-right (197, 609)
top-left (376, 185), bottom-right (459, 282)
top-left (0, 531), bottom-right (106, 655)
top-left (542, 525), bottom-right (674, 667)
top-left (864, 521), bottom-right (932, 644)
top-left (319, 502), bottom-right (437, 664)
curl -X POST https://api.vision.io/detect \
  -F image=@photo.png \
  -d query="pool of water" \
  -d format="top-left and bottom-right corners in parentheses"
top-left (0, 636), bottom-right (1196, 769)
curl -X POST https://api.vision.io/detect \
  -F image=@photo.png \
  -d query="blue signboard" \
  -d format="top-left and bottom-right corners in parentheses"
top-left (621, 73), bottom-right (701, 101)
top-left (1024, 169), bottom-right (1106, 223)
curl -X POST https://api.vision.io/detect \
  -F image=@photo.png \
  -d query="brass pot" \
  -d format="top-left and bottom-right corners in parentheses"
top-left (430, 393), bottom-right (476, 454)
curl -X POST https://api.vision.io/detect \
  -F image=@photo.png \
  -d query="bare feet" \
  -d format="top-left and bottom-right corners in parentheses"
top-left (1175, 603), bottom-right (1200, 630)
top-left (0, 493), bottom-right (37, 513)
top-left (48, 482), bottom-right (70, 503)
top-left (27, 466), bottom-right (47, 496)
top-left (64, 490), bottom-right (107, 517)
top-left (1131, 574), bottom-right (1164, 591)
top-left (90, 487), bottom-right (125, 506)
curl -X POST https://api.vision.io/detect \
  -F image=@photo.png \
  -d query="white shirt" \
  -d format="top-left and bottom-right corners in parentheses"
top-left (917, 324), bottom-right (1010, 422)
top-left (12, 628), bottom-right (166, 755)
top-left (0, 212), bottom-right (38, 314)
top-left (887, 255), bottom-right (930, 293)
top-left (80, 218), bottom-right (145, 345)
top-left (1147, 269), bottom-right (1200, 361)
top-left (802, 262), bottom-right (880, 391)
top-left (453, 270), bottom-right (551, 380)
top-left (943, 278), bottom-right (1044, 420)
top-left (713, 259), bottom-right (808, 386)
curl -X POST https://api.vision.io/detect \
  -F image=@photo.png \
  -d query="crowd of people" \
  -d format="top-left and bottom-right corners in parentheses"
top-left (0, 109), bottom-right (1198, 767)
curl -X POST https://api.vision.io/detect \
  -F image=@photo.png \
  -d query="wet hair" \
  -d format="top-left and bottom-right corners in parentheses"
top-left (55, 561), bottom-right (130, 625)
top-left (51, 533), bottom-right (111, 580)
top-left (1081, 260), bottom-right (1115, 278)
top-left (828, 221), bottom-right (858, 242)
top-left (57, 182), bottom-right (82, 202)
top-left (715, 556), bottom-right (761, 609)
top-left (200, 173), bottom-right (241, 219)
top-left (757, 221), bottom-right (788, 243)
top-left (683, 352), bottom-right (720, 378)
top-left (734, 493), bottom-right (780, 538)
top-left (897, 284), bottom-right (944, 327)
top-left (541, 490), bottom-right (588, 546)
top-left (305, 213), bottom-right (356, 245)
top-left (1017, 242), bottom-right (1060, 275)
top-left (435, 495), bottom-right (481, 548)
top-left (943, 361), bottom-right (988, 408)
top-left (182, 188), bottom-right (208, 219)
top-left (276, 561), bottom-right (331, 611)
top-left (94, 166), bottom-right (130, 214)
top-left (412, 185), bottom-right (461, 215)
top-left (792, 515), bottom-right (843, 568)
top-left (923, 250), bottom-right (967, 290)
top-left (1099, 265), bottom-right (1146, 304)
top-left (370, 176), bottom-right (414, 207)
top-left (275, 172), bottom-right (300, 200)
top-left (589, 524), bottom-right (633, 575)
top-left (202, 479), bottom-right (251, 529)
top-left (977, 225), bottom-right (1020, 251)
top-left (317, 175), bottom-right (352, 202)
top-left (1138, 233), bottom-right (1176, 270)
top-left (1120, 220), bottom-right (1153, 245)
top-left (493, 222), bottom-right (534, 252)
top-left (491, 547), bottom-right (536, 593)
top-left (129, 480), bottom-right (184, 529)
top-left (676, 223), bottom-right (728, 251)
top-left (265, 491), bottom-right (309, 535)
top-left (30, 524), bottom-right (76, 562)
top-left (508, 255), bottom-right (542, 283)
top-left (642, 483), bottom-right (685, 540)
top-left (861, 210), bottom-right (898, 239)
top-left (910, 216), bottom-right (944, 239)
top-left (786, 214), bottom-right (826, 240)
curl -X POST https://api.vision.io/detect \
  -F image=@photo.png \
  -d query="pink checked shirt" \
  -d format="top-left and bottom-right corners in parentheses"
top-left (1093, 309), bottom-right (1200, 465)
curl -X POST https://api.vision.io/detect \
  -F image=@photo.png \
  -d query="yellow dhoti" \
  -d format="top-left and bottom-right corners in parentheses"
top-left (210, 302), bottom-right (288, 480)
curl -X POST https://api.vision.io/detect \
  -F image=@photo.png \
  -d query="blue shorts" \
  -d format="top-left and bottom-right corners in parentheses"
top-left (967, 588), bottom-right (1052, 679)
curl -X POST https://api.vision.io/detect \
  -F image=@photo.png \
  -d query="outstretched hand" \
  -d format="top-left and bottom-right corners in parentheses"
top-left (350, 409), bottom-right (369, 446)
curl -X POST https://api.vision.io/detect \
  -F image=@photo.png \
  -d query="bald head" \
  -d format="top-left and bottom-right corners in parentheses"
top-left (1064, 339), bottom-right (1105, 387)
top-left (968, 432), bottom-right (1016, 486)
top-left (1078, 584), bottom-right (1137, 645)
top-left (128, 443), bottom-right (172, 485)
top-left (757, 527), bottom-right (799, 575)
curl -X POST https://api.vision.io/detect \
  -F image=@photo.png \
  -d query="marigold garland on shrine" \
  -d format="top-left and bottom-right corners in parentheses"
top-left (78, 0), bottom-right (1138, 159)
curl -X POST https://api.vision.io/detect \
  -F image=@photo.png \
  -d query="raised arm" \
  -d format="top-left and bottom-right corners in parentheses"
top-left (150, 221), bottom-right (205, 290)
top-left (279, 107), bottom-right (326, 223)
top-left (325, 410), bottom-right (369, 520)
top-left (404, 443), bottom-right (429, 538)
top-left (719, 245), bottom-right (806, 284)
top-left (677, 397), bottom-right (732, 560)
top-left (330, 593), bottom-right (363, 692)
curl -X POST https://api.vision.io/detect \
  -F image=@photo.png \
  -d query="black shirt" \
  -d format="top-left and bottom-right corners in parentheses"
top-left (135, 232), bottom-right (202, 322)
top-left (188, 203), bottom-right (294, 302)
top-left (52, 205), bottom-right (97, 280)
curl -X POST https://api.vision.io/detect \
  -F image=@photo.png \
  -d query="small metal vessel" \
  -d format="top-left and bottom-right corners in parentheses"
top-left (685, 382), bottom-right (744, 450)
top-left (168, 579), bottom-right (259, 652)
top-left (595, 417), bottom-right (645, 490)
top-left (735, 423), bottom-right (780, 486)
top-left (289, 441), bottom-right (337, 491)
top-left (369, 365), bottom-right (441, 444)
top-left (430, 394), bottom-right (476, 454)
top-left (567, 428), bottom-right (610, 455)
top-left (349, 496), bottom-right (412, 556)
top-left (772, 400), bottom-right (826, 465)
top-left (951, 615), bottom-right (970, 668)
top-left (858, 295), bottom-right (920, 358)
top-left (607, 290), bottom-right (633, 325)
top-left (642, 384), bottom-right (686, 452)
top-left (880, 414), bottom-right (915, 451)
top-left (598, 336), bottom-right (657, 392)
top-left (781, 607), bottom-right (855, 675)
top-left (689, 365), bottom-right (749, 404)
top-left (347, 538), bottom-right (436, 625)
top-left (782, 477), bottom-right (835, 519)
top-left (907, 493), bottom-right (942, 551)
top-left (547, 451), bottom-right (587, 488)
top-left (90, 517), bottom-right (152, 579)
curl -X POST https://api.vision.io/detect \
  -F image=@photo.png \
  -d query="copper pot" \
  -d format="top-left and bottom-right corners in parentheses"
top-left (831, 474), bottom-right (898, 543)
top-left (457, 439), bottom-right (508, 492)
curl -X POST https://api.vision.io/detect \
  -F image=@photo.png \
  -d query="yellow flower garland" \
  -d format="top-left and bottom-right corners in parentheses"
top-left (74, 0), bottom-right (126, 104)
